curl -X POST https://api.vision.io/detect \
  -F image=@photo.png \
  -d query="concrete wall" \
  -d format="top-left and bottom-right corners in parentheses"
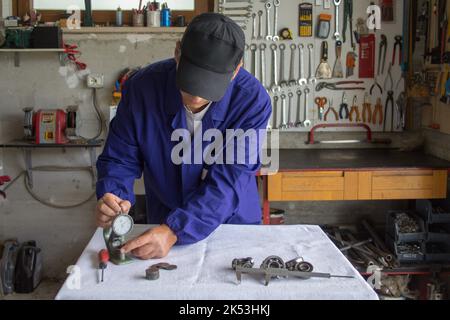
top-left (0, 31), bottom-right (182, 279)
top-left (0, 29), bottom-right (425, 281)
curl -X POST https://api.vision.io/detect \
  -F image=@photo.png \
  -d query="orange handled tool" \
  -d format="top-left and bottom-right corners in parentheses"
top-left (98, 249), bottom-right (109, 282)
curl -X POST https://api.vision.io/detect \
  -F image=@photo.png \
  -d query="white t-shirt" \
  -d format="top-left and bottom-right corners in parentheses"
top-left (184, 102), bottom-right (212, 136)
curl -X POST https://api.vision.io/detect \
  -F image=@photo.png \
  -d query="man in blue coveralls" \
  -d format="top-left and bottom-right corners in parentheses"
top-left (95, 13), bottom-right (272, 260)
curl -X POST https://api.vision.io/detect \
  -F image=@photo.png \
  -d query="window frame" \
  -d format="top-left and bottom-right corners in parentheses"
top-left (13, 0), bottom-right (214, 26)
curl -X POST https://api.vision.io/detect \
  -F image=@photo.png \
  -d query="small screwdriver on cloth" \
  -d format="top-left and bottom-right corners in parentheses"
top-left (98, 249), bottom-right (109, 282)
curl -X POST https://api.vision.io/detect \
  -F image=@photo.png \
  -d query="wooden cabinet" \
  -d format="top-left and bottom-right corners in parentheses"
top-left (268, 170), bottom-right (448, 202)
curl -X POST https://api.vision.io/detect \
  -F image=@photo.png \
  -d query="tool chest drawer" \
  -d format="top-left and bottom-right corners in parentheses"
top-left (267, 170), bottom-right (448, 202)
top-left (370, 170), bottom-right (447, 200)
top-left (268, 171), bottom-right (346, 201)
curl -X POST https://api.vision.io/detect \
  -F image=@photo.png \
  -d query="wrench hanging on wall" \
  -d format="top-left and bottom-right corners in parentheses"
top-left (333, 0), bottom-right (342, 41)
top-left (342, 0), bottom-right (355, 50)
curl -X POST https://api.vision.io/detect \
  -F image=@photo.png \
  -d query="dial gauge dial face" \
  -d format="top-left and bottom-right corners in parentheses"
top-left (112, 214), bottom-right (133, 236)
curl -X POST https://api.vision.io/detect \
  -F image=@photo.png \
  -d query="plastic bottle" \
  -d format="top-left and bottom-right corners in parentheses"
top-left (160, 3), bottom-right (171, 27)
top-left (116, 7), bottom-right (123, 27)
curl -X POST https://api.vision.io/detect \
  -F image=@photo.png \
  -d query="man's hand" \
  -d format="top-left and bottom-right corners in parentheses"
top-left (120, 225), bottom-right (178, 260)
top-left (95, 193), bottom-right (131, 228)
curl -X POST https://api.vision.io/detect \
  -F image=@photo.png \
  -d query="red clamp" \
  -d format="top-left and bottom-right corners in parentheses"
top-left (306, 123), bottom-right (373, 145)
top-left (63, 43), bottom-right (87, 70)
top-left (0, 176), bottom-right (11, 199)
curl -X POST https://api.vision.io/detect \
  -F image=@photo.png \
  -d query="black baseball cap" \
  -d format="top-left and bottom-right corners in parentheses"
top-left (176, 13), bottom-right (245, 102)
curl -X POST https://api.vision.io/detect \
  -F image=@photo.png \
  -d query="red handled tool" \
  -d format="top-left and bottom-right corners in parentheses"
top-left (98, 249), bottom-right (109, 282)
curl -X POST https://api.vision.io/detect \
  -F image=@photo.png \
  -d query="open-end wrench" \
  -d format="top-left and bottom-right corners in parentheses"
top-left (280, 93), bottom-right (288, 129)
top-left (243, 44), bottom-right (249, 70)
top-left (273, 95), bottom-right (279, 129)
top-left (221, 5), bottom-right (253, 11)
top-left (307, 44), bottom-right (317, 84)
top-left (250, 44), bottom-right (258, 78)
top-left (219, 0), bottom-right (254, 3)
top-left (259, 44), bottom-right (267, 90)
top-left (265, 2), bottom-right (273, 41)
top-left (270, 44), bottom-right (281, 93)
top-left (257, 10), bottom-right (263, 40)
top-left (251, 13), bottom-right (257, 40)
top-left (287, 92), bottom-right (294, 128)
top-left (333, 0), bottom-right (342, 41)
top-left (303, 87), bottom-right (312, 127)
top-left (279, 44), bottom-right (288, 88)
top-left (273, 0), bottom-right (281, 41)
top-left (288, 44), bottom-right (297, 87)
top-left (298, 44), bottom-right (307, 86)
top-left (225, 13), bottom-right (252, 18)
top-left (295, 90), bottom-right (303, 127)
top-left (267, 96), bottom-right (273, 131)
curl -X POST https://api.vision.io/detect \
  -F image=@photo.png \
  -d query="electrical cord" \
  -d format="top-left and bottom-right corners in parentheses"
top-left (2, 166), bottom-right (96, 209)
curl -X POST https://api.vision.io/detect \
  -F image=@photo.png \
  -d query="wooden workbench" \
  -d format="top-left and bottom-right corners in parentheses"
top-left (261, 149), bottom-right (450, 225)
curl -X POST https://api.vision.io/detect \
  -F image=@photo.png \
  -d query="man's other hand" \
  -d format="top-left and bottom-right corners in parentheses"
top-left (120, 225), bottom-right (178, 260)
top-left (96, 193), bottom-right (131, 228)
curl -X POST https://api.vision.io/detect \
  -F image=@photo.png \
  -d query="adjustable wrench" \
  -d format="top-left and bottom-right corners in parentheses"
top-left (295, 90), bottom-right (303, 127)
top-left (287, 92), bottom-right (294, 127)
top-left (250, 44), bottom-right (258, 78)
top-left (273, 0), bottom-right (281, 41)
top-left (265, 2), bottom-right (273, 41)
top-left (251, 13), bottom-right (257, 40)
top-left (257, 10), bottom-right (264, 40)
top-left (303, 88), bottom-right (312, 127)
top-left (333, 0), bottom-right (342, 41)
top-left (298, 44), bottom-right (307, 86)
top-left (279, 44), bottom-right (288, 88)
top-left (270, 44), bottom-right (281, 93)
top-left (259, 44), bottom-right (267, 90)
top-left (307, 44), bottom-right (317, 84)
top-left (288, 44), bottom-right (297, 87)
top-left (280, 93), bottom-right (288, 129)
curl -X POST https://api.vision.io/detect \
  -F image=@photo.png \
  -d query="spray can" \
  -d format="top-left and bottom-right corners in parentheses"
top-left (116, 7), bottom-right (123, 27)
top-left (160, 3), bottom-right (171, 27)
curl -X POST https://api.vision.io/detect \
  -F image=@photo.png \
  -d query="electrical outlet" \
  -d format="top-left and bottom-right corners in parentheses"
top-left (87, 74), bottom-right (104, 88)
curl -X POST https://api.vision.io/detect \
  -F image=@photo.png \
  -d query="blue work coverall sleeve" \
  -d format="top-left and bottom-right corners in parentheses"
top-left (165, 90), bottom-right (272, 245)
top-left (96, 84), bottom-right (143, 205)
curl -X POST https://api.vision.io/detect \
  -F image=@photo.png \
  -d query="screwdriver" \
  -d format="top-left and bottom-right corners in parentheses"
top-left (98, 249), bottom-right (109, 282)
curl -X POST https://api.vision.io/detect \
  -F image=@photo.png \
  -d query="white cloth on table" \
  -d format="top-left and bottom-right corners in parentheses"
top-left (55, 224), bottom-right (378, 300)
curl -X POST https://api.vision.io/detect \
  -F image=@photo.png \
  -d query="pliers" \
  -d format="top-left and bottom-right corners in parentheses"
top-left (384, 64), bottom-right (395, 132)
top-left (378, 34), bottom-right (387, 76)
top-left (316, 81), bottom-right (365, 92)
top-left (372, 98), bottom-right (384, 126)
top-left (362, 92), bottom-right (372, 123)
top-left (392, 35), bottom-right (403, 66)
top-left (370, 76), bottom-right (383, 95)
top-left (342, 0), bottom-right (355, 50)
top-left (339, 92), bottom-right (350, 120)
top-left (349, 95), bottom-right (361, 122)
top-left (324, 98), bottom-right (339, 122)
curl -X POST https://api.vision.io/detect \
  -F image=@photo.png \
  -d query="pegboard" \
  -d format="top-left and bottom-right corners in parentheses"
top-left (215, 0), bottom-right (405, 133)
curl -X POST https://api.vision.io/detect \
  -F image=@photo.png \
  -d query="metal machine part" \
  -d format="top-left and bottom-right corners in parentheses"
top-left (286, 258), bottom-right (314, 273)
top-left (103, 213), bottom-right (134, 265)
top-left (232, 257), bottom-right (255, 270)
top-left (145, 263), bottom-right (177, 281)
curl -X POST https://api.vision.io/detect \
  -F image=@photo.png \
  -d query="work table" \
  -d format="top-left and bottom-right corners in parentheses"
top-left (55, 225), bottom-right (378, 300)
top-left (275, 149), bottom-right (450, 171)
top-left (261, 149), bottom-right (450, 225)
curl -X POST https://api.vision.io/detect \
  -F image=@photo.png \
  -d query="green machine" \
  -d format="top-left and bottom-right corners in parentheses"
top-left (103, 213), bottom-right (135, 265)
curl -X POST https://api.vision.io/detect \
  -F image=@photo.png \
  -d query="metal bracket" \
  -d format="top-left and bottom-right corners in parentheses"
top-left (23, 149), bottom-right (33, 188)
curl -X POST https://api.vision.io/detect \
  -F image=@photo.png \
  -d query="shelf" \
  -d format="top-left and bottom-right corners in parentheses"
top-left (1, 140), bottom-right (103, 188)
top-left (62, 26), bottom-right (186, 34)
top-left (0, 140), bottom-right (102, 148)
top-left (0, 48), bottom-right (67, 67)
